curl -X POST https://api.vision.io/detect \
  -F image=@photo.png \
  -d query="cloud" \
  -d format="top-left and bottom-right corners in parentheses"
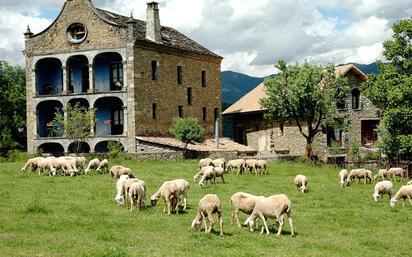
top-left (0, 0), bottom-right (410, 76)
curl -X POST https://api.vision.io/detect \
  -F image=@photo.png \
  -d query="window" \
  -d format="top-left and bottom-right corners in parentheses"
top-left (327, 127), bottom-right (342, 147)
top-left (152, 103), bottom-right (157, 119)
top-left (352, 89), bottom-right (360, 109)
top-left (151, 60), bottom-right (158, 81)
top-left (336, 99), bottom-right (346, 109)
top-left (178, 106), bottom-right (183, 118)
top-left (110, 63), bottom-right (123, 90)
top-left (202, 107), bottom-right (207, 121)
top-left (67, 23), bottom-right (87, 43)
top-left (113, 110), bottom-right (124, 125)
top-left (187, 87), bottom-right (192, 105)
top-left (201, 70), bottom-right (206, 87)
top-left (177, 66), bottom-right (182, 85)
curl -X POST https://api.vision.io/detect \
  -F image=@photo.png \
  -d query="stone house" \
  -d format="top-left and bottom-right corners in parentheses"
top-left (222, 65), bottom-right (380, 162)
top-left (24, 0), bottom-right (222, 154)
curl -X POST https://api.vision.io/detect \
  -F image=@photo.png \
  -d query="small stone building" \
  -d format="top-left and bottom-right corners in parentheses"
top-left (24, 0), bottom-right (222, 154)
top-left (223, 65), bottom-right (380, 162)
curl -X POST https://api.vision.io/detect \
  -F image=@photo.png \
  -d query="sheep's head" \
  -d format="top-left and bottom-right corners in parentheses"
top-left (115, 195), bottom-right (125, 205)
top-left (191, 217), bottom-right (202, 230)
top-left (299, 186), bottom-right (307, 193)
top-left (372, 193), bottom-right (379, 202)
top-left (389, 198), bottom-right (397, 207)
top-left (150, 195), bottom-right (159, 206)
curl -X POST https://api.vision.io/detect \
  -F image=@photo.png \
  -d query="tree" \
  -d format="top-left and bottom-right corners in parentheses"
top-left (169, 117), bottom-right (205, 148)
top-left (0, 61), bottom-right (26, 156)
top-left (362, 17), bottom-right (412, 161)
top-left (51, 103), bottom-right (95, 154)
top-left (260, 60), bottom-right (350, 158)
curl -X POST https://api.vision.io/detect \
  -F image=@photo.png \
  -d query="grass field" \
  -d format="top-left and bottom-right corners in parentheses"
top-left (0, 159), bottom-right (410, 257)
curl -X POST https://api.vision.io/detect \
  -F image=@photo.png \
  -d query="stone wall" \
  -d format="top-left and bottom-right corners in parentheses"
top-left (25, 0), bottom-right (127, 56)
top-left (133, 47), bottom-right (222, 137)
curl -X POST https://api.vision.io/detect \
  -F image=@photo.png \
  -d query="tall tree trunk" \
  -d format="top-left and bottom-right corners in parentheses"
top-left (305, 137), bottom-right (314, 159)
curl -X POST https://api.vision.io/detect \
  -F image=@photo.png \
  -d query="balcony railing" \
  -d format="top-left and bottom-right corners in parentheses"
top-left (38, 83), bottom-right (63, 96)
top-left (94, 79), bottom-right (123, 92)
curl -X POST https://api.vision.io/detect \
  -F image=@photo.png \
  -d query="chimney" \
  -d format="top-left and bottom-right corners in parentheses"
top-left (146, 1), bottom-right (161, 43)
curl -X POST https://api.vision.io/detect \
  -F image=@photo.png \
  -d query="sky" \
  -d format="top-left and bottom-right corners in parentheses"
top-left (0, 0), bottom-right (411, 77)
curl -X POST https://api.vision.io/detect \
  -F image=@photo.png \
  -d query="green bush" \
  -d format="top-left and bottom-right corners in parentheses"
top-left (169, 117), bottom-right (205, 147)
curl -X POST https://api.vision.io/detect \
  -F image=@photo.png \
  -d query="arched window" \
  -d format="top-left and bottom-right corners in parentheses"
top-left (352, 89), bottom-right (360, 109)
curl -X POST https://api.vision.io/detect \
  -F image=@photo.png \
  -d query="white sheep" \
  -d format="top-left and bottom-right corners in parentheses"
top-left (339, 169), bottom-right (348, 187)
top-left (75, 156), bottom-right (86, 171)
top-left (84, 158), bottom-right (100, 174)
top-left (129, 180), bottom-right (147, 212)
top-left (372, 180), bottom-right (393, 202)
top-left (109, 165), bottom-right (135, 183)
top-left (114, 175), bottom-right (130, 205)
top-left (387, 167), bottom-right (407, 182)
top-left (348, 169), bottom-right (373, 184)
top-left (213, 167), bottom-right (225, 184)
top-left (230, 192), bottom-right (264, 228)
top-left (245, 159), bottom-right (257, 174)
top-left (294, 174), bottom-right (308, 193)
top-left (123, 178), bottom-right (145, 206)
top-left (255, 160), bottom-right (268, 175)
top-left (198, 167), bottom-right (216, 187)
top-left (211, 158), bottom-right (226, 170)
top-left (191, 194), bottom-right (224, 237)
top-left (193, 166), bottom-right (213, 182)
top-left (96, 159), bottom-right (109, 173)
top-left (198, 158), bottom-right (213, 169)
top-left (21, 157), bottom-right (44, 173)
top-left (52, 157), bottom-right (76, 176)
top-left (374, 169), bottom-right (388, 181)
top-left (169, 179), bottom-right (190, 210)
top-left (227, 159), bottom-right (245, 174)
top-left (390, 185), bottom-right (412, 207)
top-left (37, 157), bottom-right (56, 176)
top-left (150, 181), bottom-right (179, 215)
top-left (244, 194), bottom-right (295, 237)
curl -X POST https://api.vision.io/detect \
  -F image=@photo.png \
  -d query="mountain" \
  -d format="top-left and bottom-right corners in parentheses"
top-left (351, 62), bottom-right (379, 75)
top-left (221, 71), bottom-right (264, 105)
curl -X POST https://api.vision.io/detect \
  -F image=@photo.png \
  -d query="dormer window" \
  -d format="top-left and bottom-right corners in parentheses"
top-left (67, 23), bottom-right (87, 43)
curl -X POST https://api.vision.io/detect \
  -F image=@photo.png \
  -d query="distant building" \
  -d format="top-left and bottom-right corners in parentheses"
top-left (223, 65), bottom-right (380, 162)
top-left (24, 0), bottom-right (222, 154)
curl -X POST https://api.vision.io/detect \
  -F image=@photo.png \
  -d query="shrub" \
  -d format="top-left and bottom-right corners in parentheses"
top-left (169, 118), bottom-right (205, 147)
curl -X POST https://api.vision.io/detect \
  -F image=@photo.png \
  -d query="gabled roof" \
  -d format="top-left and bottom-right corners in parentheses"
top-left (222, 64), bottom-right (368, 115)
top-left (30, 1), bottom-right (221, 58)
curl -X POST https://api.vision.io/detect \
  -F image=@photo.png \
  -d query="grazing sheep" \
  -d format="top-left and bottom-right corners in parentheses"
top-left (387, 167), bottom-right (407, 182)
top-left (390, 185), bottom-right (412, 207)
top-left (191, 194), bottom-right (224, 237)
top-left (198, 167), bottom-right (216, 187)
top-left (114, 175), bottom-right (130, 205)
top-left (59, 156), bottom-right (79, 173)
top-left (227, 159), bottom-right (245, 174)
top-left (96, 159), bottom-right (109, 173)
top-left (109, 165), bottom-right (135, 183)
top-left (52, 157), bottom-right (76, 176)
top-left (193, 166), bottom-right (214, 182)
top-left (123, 178), bottom-right (145, 205)
top-left (169, 179), bottom-right (191, 210)
top-left (198, 158), bottom-right (213, 169)
top-left (348, 169), bottom-right (373, 184)
top-left (339, 169), bottom-right (348, 187)
top-left (374, 169), bottom-right (389, 181)
top-left (75, 156), bottom-right (86, 171)
top-left (294, 174), bottom-right (308, 193)
top-left (213, 167), bottom-right (225, 184)
top-left (244, 194), bottom-right (295, 237)
top-left (21, 157), bottom-right (44, 173)
top-left (38, 157), bottom-right (56, 176)
top-left (230, 192), bottom-right (264, 228)
top-left (129, 181), bottom-right (147, 212)
top-left (84, 158), bottom-right (100, 174)
top-left (245, 159), bottom-right (257, 174)
top-left (372, 180), bottom-right (393, 202)
top-left (211, 158), bottom-right (226, 170)
top-left (150, 181), bottom-right (179, 215)
top-left (255, 160), bottom-right (268, 175)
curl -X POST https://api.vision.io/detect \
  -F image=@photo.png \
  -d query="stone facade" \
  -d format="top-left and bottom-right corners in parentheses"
top-left (24, 0), bottom-right (222, 154)
top-left (225, 66), bottom-right (380, 162)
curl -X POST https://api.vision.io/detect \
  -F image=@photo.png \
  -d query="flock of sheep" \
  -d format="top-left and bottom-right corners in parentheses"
top-left (21, 156), bottom-right (412, 237)
top-left (338, 167), bottom-right (412, 207)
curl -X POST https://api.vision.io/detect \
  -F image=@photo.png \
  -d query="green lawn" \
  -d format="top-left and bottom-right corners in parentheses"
top-left (0, 159), bottom-right (410, 257)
